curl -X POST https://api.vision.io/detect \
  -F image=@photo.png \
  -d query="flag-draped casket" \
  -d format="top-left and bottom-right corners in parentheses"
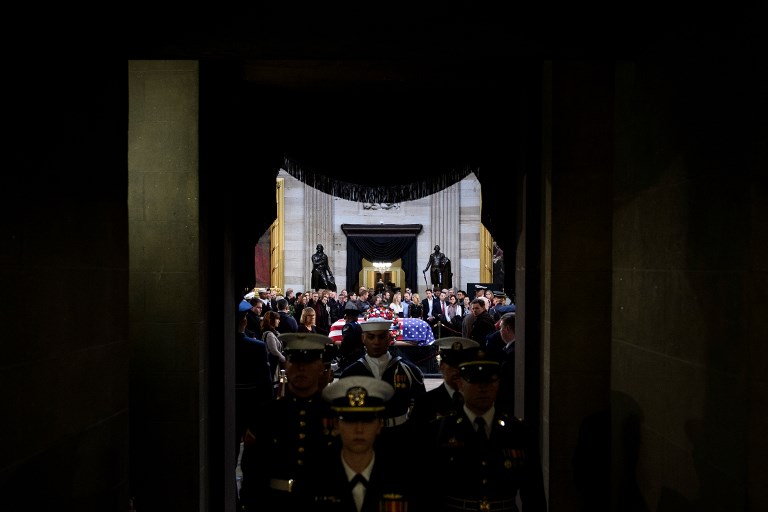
top-left (329, 317), bottom-right (435, 346)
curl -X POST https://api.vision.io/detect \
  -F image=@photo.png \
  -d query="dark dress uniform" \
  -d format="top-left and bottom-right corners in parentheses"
top-left (239, 389), bottom-right (339, 510)
top-left (495, 342), bottom-right (516, 416)
top-left (292, 375), bottom-right (415, 511)
top-left (421, 410), bottom-right (547, 511)
top-left (340, 352), bottom-right (426, 450)
top-left (409, 336), bottom-right (479, 430)
top-left (293, 447), bottom-right (414, 512)
top-left (408, 382), bottom-right (461, 429)
top-left (234, 332), bottom-right (273, 454)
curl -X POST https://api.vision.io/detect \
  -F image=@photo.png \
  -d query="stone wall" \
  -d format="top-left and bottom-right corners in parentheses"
top-left (279, 170), bottom-right (483, 296)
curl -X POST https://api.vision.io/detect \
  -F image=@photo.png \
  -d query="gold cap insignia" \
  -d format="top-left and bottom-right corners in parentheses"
top-left (346, 386), bottom-right (368, 407)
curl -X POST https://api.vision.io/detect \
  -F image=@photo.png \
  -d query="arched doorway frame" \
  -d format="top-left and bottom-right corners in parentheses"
top-left (341, 224), bottom-right (422, 292)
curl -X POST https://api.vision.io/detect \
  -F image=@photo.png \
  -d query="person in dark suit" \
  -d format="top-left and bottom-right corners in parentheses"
top-left (276, 298), bottom-right (299, 333)
top-left (486, 312), bottom-right (515, 353)
top-left (293, 292), bottom-right (308, 323)
top-left (328, 290), bottom-right (343, 323)
top-left (485, 312), bottom-right (516, 415)
top-left (467, 298), bottom-right (497, 345)
top-left (297, 307), bottom-right (318, 333)
top-left (408, 336), bottom-right (480, 428)
top-left (436, 290), bottom-right (449, 325)
top-left (313, 292), bottom-right (333, 335)
top-left (244, 298), bottom-right (264, 339)
top-left (421, 288), bottom-right (440, 324)
top-left (355, 288), bottom-right (372, 313)
top-left (293, 375), bottom-right (415, 511)
top-left (234, 309), bottom-right (273, 457)
top-left (416, 347), bottom-right (548, 511)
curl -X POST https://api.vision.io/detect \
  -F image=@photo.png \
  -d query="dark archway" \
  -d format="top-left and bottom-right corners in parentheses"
top-left (341, 224), bottom-right (422, 292)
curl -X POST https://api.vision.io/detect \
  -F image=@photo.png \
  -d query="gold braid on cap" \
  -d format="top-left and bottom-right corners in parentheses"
top-left (333, 385), bottom-right (385, 413)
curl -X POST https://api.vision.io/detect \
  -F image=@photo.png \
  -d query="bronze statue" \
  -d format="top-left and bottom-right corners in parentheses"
top-left (423, 244), bottom-right (452, 291)
top-left (311, 244), bottom-right (336, 291)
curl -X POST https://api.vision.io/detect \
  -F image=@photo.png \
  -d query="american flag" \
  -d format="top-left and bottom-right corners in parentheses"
top-left (329, 317), bottom-right (435, 346)
top-left (399, 317), bottom-right (435, 345)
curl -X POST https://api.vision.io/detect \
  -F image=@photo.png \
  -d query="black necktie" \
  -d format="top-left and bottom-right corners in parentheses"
top-left (350, 474), bottom-right (368, 489)
top-left (474, 417), bottom-right (488, 442)
top-left (453, 391), bottom-right (464, 406)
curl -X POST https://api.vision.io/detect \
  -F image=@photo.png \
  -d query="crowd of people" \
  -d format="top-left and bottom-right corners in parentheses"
top-left (234, 284), bottom-right (541, 511)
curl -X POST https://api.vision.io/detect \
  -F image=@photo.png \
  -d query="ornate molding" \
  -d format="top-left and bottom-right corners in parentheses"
top-left (341, 224), bottom-right (423, 237)
top-left (362, 202), bottom-right (400, 210)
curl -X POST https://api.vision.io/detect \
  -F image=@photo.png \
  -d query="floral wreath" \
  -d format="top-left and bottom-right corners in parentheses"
top-left (363, 307), bottom-right (402, 343)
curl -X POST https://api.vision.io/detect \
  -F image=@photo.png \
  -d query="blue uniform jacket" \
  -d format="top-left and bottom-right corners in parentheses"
top-left (419, 409), bottom-right (547, 511)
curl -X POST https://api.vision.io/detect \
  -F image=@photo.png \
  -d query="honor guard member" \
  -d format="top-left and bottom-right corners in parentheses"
top-left (293, 376), bottom-right (416, 511)
top-left (417, 347), bottom-right (547, 512)
top-left (234, 301), bottom-right (274, 496)
top-left (408, 337), bottom-right (479, 429)
top-left (238, 298), bottom-right (253, 314)
top-left (489, 291), bottom-right (507, 321)
top-left (493, 291), bottom-right (516, 319)
top-left (319, 338), bottom-right (339, 391)
top-left (485, 313), bottom-right (517, 415)
top-left (340, 316), bottom-right (426, 452)
top-left (338, 301), bottom-right (364, 371)
top-left (238, 333), bottom-right (339, 511)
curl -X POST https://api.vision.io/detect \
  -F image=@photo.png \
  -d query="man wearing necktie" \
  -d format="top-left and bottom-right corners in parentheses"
top-left (475, 416), bottom-right (488, 441)
top-left (416, 347), bottom-right (548, 511)
top-left (408, 337), bottom-right (479, 429)
top-left (436, 290), bottom-right (450, 327)
top-left (293, 375), bottom-right (414, 511)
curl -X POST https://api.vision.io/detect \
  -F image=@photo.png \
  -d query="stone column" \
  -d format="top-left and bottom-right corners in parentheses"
top-left (427, 184), bottom-right (460, 290)
top-left (304, 184), bottom-right (335, 291)
top-left (129, 60), bottom-right (211, 511)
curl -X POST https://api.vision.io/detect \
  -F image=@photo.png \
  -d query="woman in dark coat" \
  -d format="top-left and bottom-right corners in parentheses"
top-left (297, 307), bottom-right (318, 333)
top-left (261, 311), bottom-right (285, 384)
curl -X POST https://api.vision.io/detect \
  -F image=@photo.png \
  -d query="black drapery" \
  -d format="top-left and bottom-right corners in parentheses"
top-left (345, 236), bottom-right (418, 293)
top-left (284, 156), bottom-right (476, 204)
top-left (202, 59), bottom-right (521, 296)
